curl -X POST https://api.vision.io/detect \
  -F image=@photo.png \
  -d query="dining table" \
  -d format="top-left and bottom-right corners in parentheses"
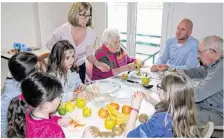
top-left (61, 68), bottom-right (165, 138)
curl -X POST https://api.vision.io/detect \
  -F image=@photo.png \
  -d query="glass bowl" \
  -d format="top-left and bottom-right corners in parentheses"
top-left (85, 79), bottom-right (121, 106)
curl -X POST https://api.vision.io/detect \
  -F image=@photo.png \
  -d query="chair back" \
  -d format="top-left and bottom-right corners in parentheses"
top-left (198, 121), bottom-right (214, 138)
top-left (38, 52), bottom-right (50, 72)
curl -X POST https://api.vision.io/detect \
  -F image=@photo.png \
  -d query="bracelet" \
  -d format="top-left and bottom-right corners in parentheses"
top-left (131, 107), bottom-right (139, 113)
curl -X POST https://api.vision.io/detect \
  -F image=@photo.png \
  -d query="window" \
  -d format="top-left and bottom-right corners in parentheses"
top-left (107, 2), bottom-right (163, 65)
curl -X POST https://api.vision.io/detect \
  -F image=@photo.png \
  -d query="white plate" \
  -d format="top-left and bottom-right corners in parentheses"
top-left (130, 70), bottom-right (152, 79)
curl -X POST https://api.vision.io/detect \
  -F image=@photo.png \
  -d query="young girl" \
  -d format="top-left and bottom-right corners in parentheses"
top-left (124, 72), bottom-right (201, 138)
top-left (1, 52), bottom-right (45, 138)
top-left (7, 72), bottom-right (69, 138)
top-left (47, 40), bottom-right (85, 102)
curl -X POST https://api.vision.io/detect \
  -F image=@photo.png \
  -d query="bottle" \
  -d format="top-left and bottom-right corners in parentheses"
top-left (13, 43), bottom-right (20, 53)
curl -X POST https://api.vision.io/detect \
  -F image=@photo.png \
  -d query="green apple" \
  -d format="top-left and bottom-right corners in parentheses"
top-left (82, 107), bottom-right (92, 118)
top-left (104, 118), bottom-right (116, 130)
top-left (76, 98), bottom-right (86, 108)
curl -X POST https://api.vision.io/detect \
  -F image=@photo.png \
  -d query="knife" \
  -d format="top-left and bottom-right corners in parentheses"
top-left (127, 80), bottom-right (139, 84)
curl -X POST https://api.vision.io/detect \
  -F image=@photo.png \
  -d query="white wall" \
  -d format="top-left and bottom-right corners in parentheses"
top-left (90, 2), bottom-right (107, 47)
top-left (38, 3), bottom-right (72, 49)
top-left (160, 3), bottom-right (223, 48)
top-left (1, 3), bottom-right (38, 50)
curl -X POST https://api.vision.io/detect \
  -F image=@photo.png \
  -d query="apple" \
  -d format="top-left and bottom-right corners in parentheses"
top-left (121, 73), bottom-right (128, 80)
top-left (104, 118), bottom-right (116, 130)
top-left (82, 107), bottom-right (92, 118)
top-left (76, 98), bottom-right (86, 108)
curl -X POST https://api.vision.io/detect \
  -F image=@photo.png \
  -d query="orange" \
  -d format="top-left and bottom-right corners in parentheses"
top-left (122, 105), bottom-right (131, 115)
top-left (98, 108), bottom-right (109, 119)
top-left (110, 102), bottom-right (120, 110)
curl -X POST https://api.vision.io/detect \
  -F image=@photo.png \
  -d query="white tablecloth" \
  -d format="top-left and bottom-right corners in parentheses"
top-left (62, 68), bottom-right (161, 138)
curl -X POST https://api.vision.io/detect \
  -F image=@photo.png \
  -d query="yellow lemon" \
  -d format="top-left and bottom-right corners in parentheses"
top-left (65, 101), bottom-right (75, 113)
top-left (142, 77), bottom-right (150, 86)
top-left (82, 107), bottom-right (92, 118)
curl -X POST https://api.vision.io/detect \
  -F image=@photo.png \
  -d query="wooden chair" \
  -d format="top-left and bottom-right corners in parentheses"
top-left (37, 52), bottom-right (50, 72)
top-left (198, 121), bottom-right (214, 138)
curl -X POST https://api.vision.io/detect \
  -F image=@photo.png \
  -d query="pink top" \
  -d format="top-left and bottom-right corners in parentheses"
top-left (26, 114), bottom-right (65, 138)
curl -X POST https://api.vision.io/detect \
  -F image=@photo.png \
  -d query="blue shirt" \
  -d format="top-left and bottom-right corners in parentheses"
top-left (156, 36), bottom-right (199, 70)
top-left (1, 78), bottom-right (21, 138)
top-left (127, 112), bottom-right (173, 138)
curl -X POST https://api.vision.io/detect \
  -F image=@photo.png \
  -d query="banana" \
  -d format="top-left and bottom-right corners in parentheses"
top-left (106, 104), bottom-right (130, 125)
top-left (106, 104), bottom-right (129, 119)
top-left (116, 116), bottom-right (129, 125)
top-left (136, 60), bottom-right (141, 76)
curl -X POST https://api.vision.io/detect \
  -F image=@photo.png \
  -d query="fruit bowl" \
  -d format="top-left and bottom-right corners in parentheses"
top-left (85, 80), bottom-right (121, 106)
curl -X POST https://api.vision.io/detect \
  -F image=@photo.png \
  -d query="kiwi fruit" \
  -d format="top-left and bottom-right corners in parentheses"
top-left (106, 132), bottom-right (115, 138)
top-left (138, 113), bottom-right (149, 123)
top-left (112, 127), bottom-right (123, 136)
top-left (90, 126), bottom-right (100, 137)
top-left (100, 131), bottom-right (107, 138)
top-left (100, 131), bottom-right (115, 138)
top-left (119, 123), bottom-right (126, 131)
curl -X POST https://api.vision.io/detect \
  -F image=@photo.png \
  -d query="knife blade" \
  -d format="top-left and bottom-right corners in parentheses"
top-left (127, 80), bottom-right (139, 84)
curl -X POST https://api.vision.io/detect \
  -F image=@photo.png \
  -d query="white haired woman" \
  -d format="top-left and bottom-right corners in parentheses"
top-left (91, 28), bottom-right (144, 80)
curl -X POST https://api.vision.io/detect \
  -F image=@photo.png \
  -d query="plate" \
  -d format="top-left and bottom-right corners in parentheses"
top-left (130, 70), bottom-right (152, 79)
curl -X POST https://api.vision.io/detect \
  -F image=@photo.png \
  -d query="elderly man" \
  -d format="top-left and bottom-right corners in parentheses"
top-left (183, 35), bottom-right (223, 126)
top-left (151, 18), bottom-right (199, 72)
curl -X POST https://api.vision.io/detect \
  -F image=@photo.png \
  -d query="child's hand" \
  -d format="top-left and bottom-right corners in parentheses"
top-left (77, 83), bottom-right (85, 92)
top-left (141, 91), bottom-right (159, 106)
top-left (82, 126), bottom-right (97, 138)
top-left (131, 91), bottom-right (144, 110)
top-left (58, 117), bottom-right (70, 127)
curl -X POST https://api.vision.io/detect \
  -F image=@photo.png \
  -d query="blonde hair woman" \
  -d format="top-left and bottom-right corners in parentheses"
top-left (124, 72), bottom-right (201, 138)
top-left (46, 2), bottom-right (110, 83)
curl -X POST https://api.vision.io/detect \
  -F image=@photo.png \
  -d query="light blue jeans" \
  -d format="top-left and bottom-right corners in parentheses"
top-left (1, 79), bottom-right (21, 138)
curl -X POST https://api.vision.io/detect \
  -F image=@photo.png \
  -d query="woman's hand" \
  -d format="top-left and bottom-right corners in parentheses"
top-left (131, 92), bottom-right (144, 110)
top-left (95, 61), bottom-right (110, 72)
top-left (136, 59), bottom-right (144, 68)
top-left (127, 62), bottom-right (137, 71)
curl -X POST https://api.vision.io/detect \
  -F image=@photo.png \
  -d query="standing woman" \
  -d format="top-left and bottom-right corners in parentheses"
top-left (46, 2), bottom-right (110, 83)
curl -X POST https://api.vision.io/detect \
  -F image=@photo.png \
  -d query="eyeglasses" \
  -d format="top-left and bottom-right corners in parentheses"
top-left (157, 83), bottom-right (162, 91)
top-left (198, 48), bottom-right (216, 54)
top-left (79, 14), bottom-right (92, 19)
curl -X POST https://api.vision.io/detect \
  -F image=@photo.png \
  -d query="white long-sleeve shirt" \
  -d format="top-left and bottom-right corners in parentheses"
top-left (46, 22), bottom-right (96, 66)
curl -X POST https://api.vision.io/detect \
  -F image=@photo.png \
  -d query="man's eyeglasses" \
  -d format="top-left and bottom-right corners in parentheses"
top-left (198, 48), bottom-right (216, 54)
top-left (79, 14), bottom-right (92, 19)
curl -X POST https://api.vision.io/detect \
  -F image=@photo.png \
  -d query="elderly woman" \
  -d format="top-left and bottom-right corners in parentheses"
top-left (91, 28), bottom-right (143, 80)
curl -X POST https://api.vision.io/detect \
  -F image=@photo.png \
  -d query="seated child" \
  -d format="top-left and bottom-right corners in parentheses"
top-left (1, 52), bottom-right (45, 138)
top-left (7, 72), bottom-right (69, 138)
top-left (124, 72), bottom-right (201, 138)
top-left (47, 40), bottom-right (85, 102)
